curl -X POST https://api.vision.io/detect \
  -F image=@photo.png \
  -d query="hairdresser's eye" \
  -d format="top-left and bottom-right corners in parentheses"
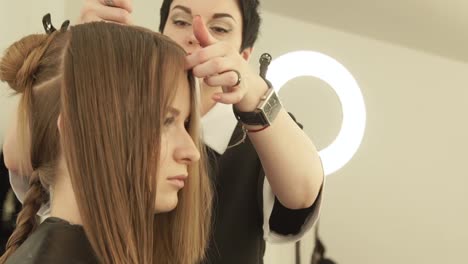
top-left (164, 116), bottom-right (175, 126)
top-left (173, 19), bottom-right (191, 27)
top-left (210, 26), bottom-right (230, 35)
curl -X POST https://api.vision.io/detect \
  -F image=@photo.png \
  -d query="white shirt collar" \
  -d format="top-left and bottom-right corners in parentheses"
top-left (9, 170), bottom-right (51, 217)
top-left (201, 103), bottom-right (238, 155)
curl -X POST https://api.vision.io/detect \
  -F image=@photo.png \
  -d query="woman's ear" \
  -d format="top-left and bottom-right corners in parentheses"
top-left (241, 47), bottom-right (254, 61)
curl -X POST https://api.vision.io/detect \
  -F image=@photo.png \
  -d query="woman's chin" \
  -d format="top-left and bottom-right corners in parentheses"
top-left (154, 195), bottom-right (179, 214)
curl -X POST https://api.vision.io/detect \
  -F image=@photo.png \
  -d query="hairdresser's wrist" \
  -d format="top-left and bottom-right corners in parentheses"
top-left (234, 75), bottom-right (269, 112)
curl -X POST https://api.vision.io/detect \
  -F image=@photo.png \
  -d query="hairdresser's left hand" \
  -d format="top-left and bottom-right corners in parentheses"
top-left (185, 16), bottom-right (269, 112)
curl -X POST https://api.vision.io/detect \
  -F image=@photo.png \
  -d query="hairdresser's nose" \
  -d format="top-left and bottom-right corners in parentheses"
top-left (185, 32), bottom-right (201, 54)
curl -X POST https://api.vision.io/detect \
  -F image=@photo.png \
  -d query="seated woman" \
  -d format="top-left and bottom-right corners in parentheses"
top-left (0, 17), bottom-right (211, 264)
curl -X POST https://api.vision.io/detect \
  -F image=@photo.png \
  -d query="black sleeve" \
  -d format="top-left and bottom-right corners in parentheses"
top-left (269, 188), bottom-right (322, 235)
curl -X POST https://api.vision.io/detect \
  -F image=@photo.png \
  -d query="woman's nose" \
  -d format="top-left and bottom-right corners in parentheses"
top-left (174, 133), bottom-right (200, 165)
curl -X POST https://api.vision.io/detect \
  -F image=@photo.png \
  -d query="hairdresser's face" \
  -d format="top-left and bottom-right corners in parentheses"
top-left (156, 80), bottom-right (200, 213)
top-left (163, 0), bottom-right (244, 54)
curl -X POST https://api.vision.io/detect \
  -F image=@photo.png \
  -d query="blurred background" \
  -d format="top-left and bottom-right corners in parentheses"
top-left (1, 1), bottom-right (467, 263)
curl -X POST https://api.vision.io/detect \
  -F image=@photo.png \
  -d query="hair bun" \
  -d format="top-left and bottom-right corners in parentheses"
top-left (0, 34), bottom-right (49, 93)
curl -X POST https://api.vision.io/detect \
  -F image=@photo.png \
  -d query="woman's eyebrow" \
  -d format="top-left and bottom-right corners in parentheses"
top-left (167, 107), bottom-right (180, 117)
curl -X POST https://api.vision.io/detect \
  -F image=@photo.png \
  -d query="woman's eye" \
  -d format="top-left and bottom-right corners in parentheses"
top-left (184, 119), bottom-right (191, 130)
top-left (164, 116), bottom-right (175, 126)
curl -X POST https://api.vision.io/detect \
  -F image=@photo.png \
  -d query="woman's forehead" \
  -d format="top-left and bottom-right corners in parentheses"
top-left (171, 78), bottom-right (191, 116)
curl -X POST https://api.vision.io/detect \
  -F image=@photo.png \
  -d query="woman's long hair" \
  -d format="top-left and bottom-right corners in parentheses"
top-left (60, 22), bottom-right (211, 264)
top-left (1, 21), bottom-right (211, 264)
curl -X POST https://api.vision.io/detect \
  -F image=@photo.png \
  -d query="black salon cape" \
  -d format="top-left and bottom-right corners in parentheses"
top-left (5, 217), bottom-right (98, 264)
top-left (201, 119), bottom-right (319, 264)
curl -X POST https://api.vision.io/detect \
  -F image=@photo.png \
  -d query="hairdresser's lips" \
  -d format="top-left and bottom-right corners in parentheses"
top-left (167, 175), bottom-right (187, 189)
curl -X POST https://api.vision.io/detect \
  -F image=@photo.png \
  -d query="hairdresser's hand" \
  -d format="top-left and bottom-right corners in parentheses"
top-left (185, 16), bottom-right (269, 112)
top-left (79, 0), bottom-right (133, 25)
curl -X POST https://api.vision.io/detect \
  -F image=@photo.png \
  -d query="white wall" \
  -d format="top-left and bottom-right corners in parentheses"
top-left (1, 1), bottom-right (467, 263)
top-left (0, 0), bottom-right (66, 145)
top-left (257, 11), bottom-right (468, 264)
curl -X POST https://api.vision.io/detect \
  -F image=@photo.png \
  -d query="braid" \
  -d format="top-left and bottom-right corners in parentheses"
top-left (0, 171), bottom-right (49, 264)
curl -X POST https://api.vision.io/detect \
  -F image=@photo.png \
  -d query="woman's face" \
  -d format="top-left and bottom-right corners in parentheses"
top-left (155, 79), bottom-right (200, 213)
top-left (163, 0), bottom-right (244, 54)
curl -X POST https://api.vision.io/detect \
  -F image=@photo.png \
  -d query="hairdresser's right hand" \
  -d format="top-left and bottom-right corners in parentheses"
top-left (79, 0), bottom-right (133, 24)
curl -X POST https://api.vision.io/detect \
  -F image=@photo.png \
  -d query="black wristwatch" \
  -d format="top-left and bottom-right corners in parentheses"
top-left (233, 80), bottom-right (282, 126)
top-left (233, 53), bottom-right (282, 126)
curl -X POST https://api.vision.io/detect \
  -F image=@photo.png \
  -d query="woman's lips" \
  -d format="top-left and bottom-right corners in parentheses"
top-left (167, 175), bottom-right (187, 189)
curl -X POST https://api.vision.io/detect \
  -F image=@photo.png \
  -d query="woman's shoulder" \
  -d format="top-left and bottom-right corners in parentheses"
top-left (5, 217), bottom-right (99, 264)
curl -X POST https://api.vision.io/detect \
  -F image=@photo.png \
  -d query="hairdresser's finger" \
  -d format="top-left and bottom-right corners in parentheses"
top-left (80, 0), bottom-right (133, 24)
top-left (203, 70), bottom-right (241, 90)
top-left (211, 86), bottom-right (244, 105)
top-left (193, 15), bottom-right (217, 48)
top-left (98, 0), bottom-right (133, 13)
top-left (185, 42), bottom-right (231, 70)
top-left (191, 57), bottom-right (235, 78)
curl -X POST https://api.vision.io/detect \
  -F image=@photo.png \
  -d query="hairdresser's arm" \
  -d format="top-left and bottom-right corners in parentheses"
top-left (245, 110), bottom-right (323, 210)
top-left (79, 0), bottom-right (133, 24)
top-left (186, 17), bottom-right (323, 210)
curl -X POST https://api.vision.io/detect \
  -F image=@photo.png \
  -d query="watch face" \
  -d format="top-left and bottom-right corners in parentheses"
top-left (260, 91), bottom-right (281, 125)
top-left (234, 88), bottom-right (282, 126)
